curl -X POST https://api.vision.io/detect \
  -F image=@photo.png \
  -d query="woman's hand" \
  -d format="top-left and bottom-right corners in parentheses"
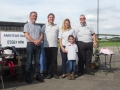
top-left (61, 47), bottom-right (66, 53)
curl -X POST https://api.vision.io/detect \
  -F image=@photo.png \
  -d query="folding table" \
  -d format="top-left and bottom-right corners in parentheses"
top-left (93, 53), bottom-right (114, 75)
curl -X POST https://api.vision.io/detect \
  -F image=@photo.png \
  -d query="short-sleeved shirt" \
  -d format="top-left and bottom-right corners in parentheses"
top-left (41, 23), bottom-right (59, 47)
top-left (75, 23), bottom-right (95, 42)
top-left (23, 22), bottom-right (41, 42)
top-left (65, 43), bottom-right (78, 60)
top-left (58, 29), bottom-right (75, 46)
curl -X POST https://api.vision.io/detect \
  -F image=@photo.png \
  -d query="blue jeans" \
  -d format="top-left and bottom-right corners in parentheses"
top-left (67, 60), bottom-right (76, 73)
top-left (26, 42), bottom-right (41, 77)
top-left (40, 42), bottom-right (46, 72)
top-left (60, 47), bottom-right (67, 74)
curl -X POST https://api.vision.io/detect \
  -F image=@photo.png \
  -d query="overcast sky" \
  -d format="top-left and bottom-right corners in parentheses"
top-left (0, 0), bottom-right (120, 34)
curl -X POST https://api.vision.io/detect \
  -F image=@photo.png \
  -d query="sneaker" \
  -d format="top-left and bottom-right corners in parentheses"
top-left (36, 75), bottom-right (44, 82)
top-left (86, 72), bottom-right (95, 75)
top-left (46, 74), bottom-right (52, 79)
top-left (78, 72), bottom-right (84, 76)
top-left (53, 74), bottom-right (59, 79)
top-left (71, 72), bottom-right (75, 80)
top-left (68, 73), bottom-right (72, 80)
top-left (25, 77), bottom-right (32, 83)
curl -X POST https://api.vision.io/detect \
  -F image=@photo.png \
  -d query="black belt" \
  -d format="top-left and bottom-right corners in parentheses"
top-left (78, 41), bottom-right (93, 43)
top-left (27, 42), bottom-right (33, 43)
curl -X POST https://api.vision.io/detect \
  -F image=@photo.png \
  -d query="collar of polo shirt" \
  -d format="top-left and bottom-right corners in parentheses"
top-left (80, 22), bottom-right (87, 27)
top-left (47, 23), bottom-right (56, 26)
top-left (29, 21), bottom-right (35, 25)
top-left (69, 43), bottom-right (75, 45)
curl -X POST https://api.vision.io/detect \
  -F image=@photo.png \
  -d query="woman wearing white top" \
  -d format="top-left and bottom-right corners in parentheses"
top-left (58, 19), bottom-right (75, 78)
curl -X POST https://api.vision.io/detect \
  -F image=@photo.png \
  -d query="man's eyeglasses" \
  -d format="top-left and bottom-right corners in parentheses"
top-left (80, 18), bottom-right (85, 20)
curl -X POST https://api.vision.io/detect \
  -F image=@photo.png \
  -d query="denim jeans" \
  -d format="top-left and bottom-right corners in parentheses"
top-left (40, 42), bottom-right (46, 72)
top-left (60, 47), bottom-right (67, 74)
top-left (26, 42), bottom-right (41, 77)
top-left (67, 60), bottom-right (77, 73)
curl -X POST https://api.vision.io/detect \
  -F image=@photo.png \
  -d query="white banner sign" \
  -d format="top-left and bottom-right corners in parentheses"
top-left (1, 32), bottom-right (27, 48)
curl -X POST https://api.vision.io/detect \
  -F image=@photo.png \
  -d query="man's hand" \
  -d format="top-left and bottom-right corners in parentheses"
top-left (93, 42), bottom-right (97, 47)
top-left (34, 40), bottom-right (41, 46)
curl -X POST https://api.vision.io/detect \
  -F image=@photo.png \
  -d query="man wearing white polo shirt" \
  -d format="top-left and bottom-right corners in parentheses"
top-left (41, 13), bottom-right (59, 79)
top-left (75, 14), bottom-right (97, 76)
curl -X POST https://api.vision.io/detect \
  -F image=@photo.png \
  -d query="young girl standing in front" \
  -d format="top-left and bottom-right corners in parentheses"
top-left (65, 35), bottom-right (78, 80)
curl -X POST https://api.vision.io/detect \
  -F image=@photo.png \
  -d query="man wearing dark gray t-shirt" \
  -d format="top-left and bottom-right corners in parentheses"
top-left (23, 11), bottom-right (43, 83)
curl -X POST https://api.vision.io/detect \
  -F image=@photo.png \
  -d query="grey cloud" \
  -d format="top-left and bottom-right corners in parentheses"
top-left (86, 16), bottom-right (107, 22)
top-left (114, 15), bottom-right (120, 19)
top-left (103, 25), bottom-right (120, 30)
top-left (87, 18), bottom-right (107, 22)
top-left (8, 15), bottom-right (28, 20)
top-left (102, 6), bottom-right (119, 12)
top-left (85, 6), bottom-right (119, 14)
top-left (85, 8), bottom-right (97, 14)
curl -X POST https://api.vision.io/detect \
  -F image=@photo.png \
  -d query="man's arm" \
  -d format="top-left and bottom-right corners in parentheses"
top-left (24, 32), bottom-right (35, 43)
top-left (38, 33), bottom-right (43, 42)
top-left (23, 24), bottom-right (39, 46)
top-left (90, 25), bottom-right (97, 47)
top-left (93, 33), bottom-right (97, 47)
top-left (35, 33), bottom-right (43, 46)
top-left (23, 24), bottom-right (36, 42)
top-left (34, 25), bottom-right (44, 46)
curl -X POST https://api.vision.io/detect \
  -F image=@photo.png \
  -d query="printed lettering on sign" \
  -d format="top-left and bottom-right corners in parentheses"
top-left (1, 32), bottom-right (27, 48)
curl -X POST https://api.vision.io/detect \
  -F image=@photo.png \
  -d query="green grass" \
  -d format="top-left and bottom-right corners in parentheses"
top-left (58, 41), bottom-right (120, 47)
top-left (99, 41), bottom-right (120, 47)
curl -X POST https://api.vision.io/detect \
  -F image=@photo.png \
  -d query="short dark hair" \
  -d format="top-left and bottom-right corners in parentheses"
top-left (29, 11), bottom-right (37, 16)
top-left (80, 14), bottom-right (86, 18)
top-left (47, 13), bottom-right (55, 18)
top-left (68, 35), bottom-right (74, 40)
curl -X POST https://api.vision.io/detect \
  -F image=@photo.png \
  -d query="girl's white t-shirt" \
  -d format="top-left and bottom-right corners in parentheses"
top-left (65, 43), bottom-right (78, 60)
top-left (58, 29), bottom-right (75, 46)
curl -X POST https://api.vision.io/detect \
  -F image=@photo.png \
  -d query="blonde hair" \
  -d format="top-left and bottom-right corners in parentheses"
top-left (61, 19), bottom-right (72, 31)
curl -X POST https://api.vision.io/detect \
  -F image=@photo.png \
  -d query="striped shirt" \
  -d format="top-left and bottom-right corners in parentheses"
top-left (23, 22), bottom-right (41, 42)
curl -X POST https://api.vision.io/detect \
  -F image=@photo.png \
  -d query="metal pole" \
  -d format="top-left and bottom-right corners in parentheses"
top-left (97, 0), bottom-right (99, 47)
top-left (94, 0), bottom-right (100, 62)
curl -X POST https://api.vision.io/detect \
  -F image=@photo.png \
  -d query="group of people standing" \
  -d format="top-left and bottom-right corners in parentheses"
top-left (23, 11), bottom-right (96, 83)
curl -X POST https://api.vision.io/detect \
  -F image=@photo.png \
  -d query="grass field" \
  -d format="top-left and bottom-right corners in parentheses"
top-left (58, 41), bottom-right (120, 47)
top-left (99, 41), bottom-right (120, 47)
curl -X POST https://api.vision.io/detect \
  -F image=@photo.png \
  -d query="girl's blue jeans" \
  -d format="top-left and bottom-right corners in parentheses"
top-left (67, 60), bottom-right (77, 73)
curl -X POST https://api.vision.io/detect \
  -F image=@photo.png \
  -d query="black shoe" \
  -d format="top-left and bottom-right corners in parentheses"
top-left (78, 72), bottom-right (83, 76)
top-left (53, 74), bottom-right (59, 79)
top-left (46, 74), bottom-right (52, 79)
top-left (86, 72), bottom-right (95, 75)
top-left (25, 77), bottom-right (32, 83)
top-left (36, 75), bottom-right (44, 82)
